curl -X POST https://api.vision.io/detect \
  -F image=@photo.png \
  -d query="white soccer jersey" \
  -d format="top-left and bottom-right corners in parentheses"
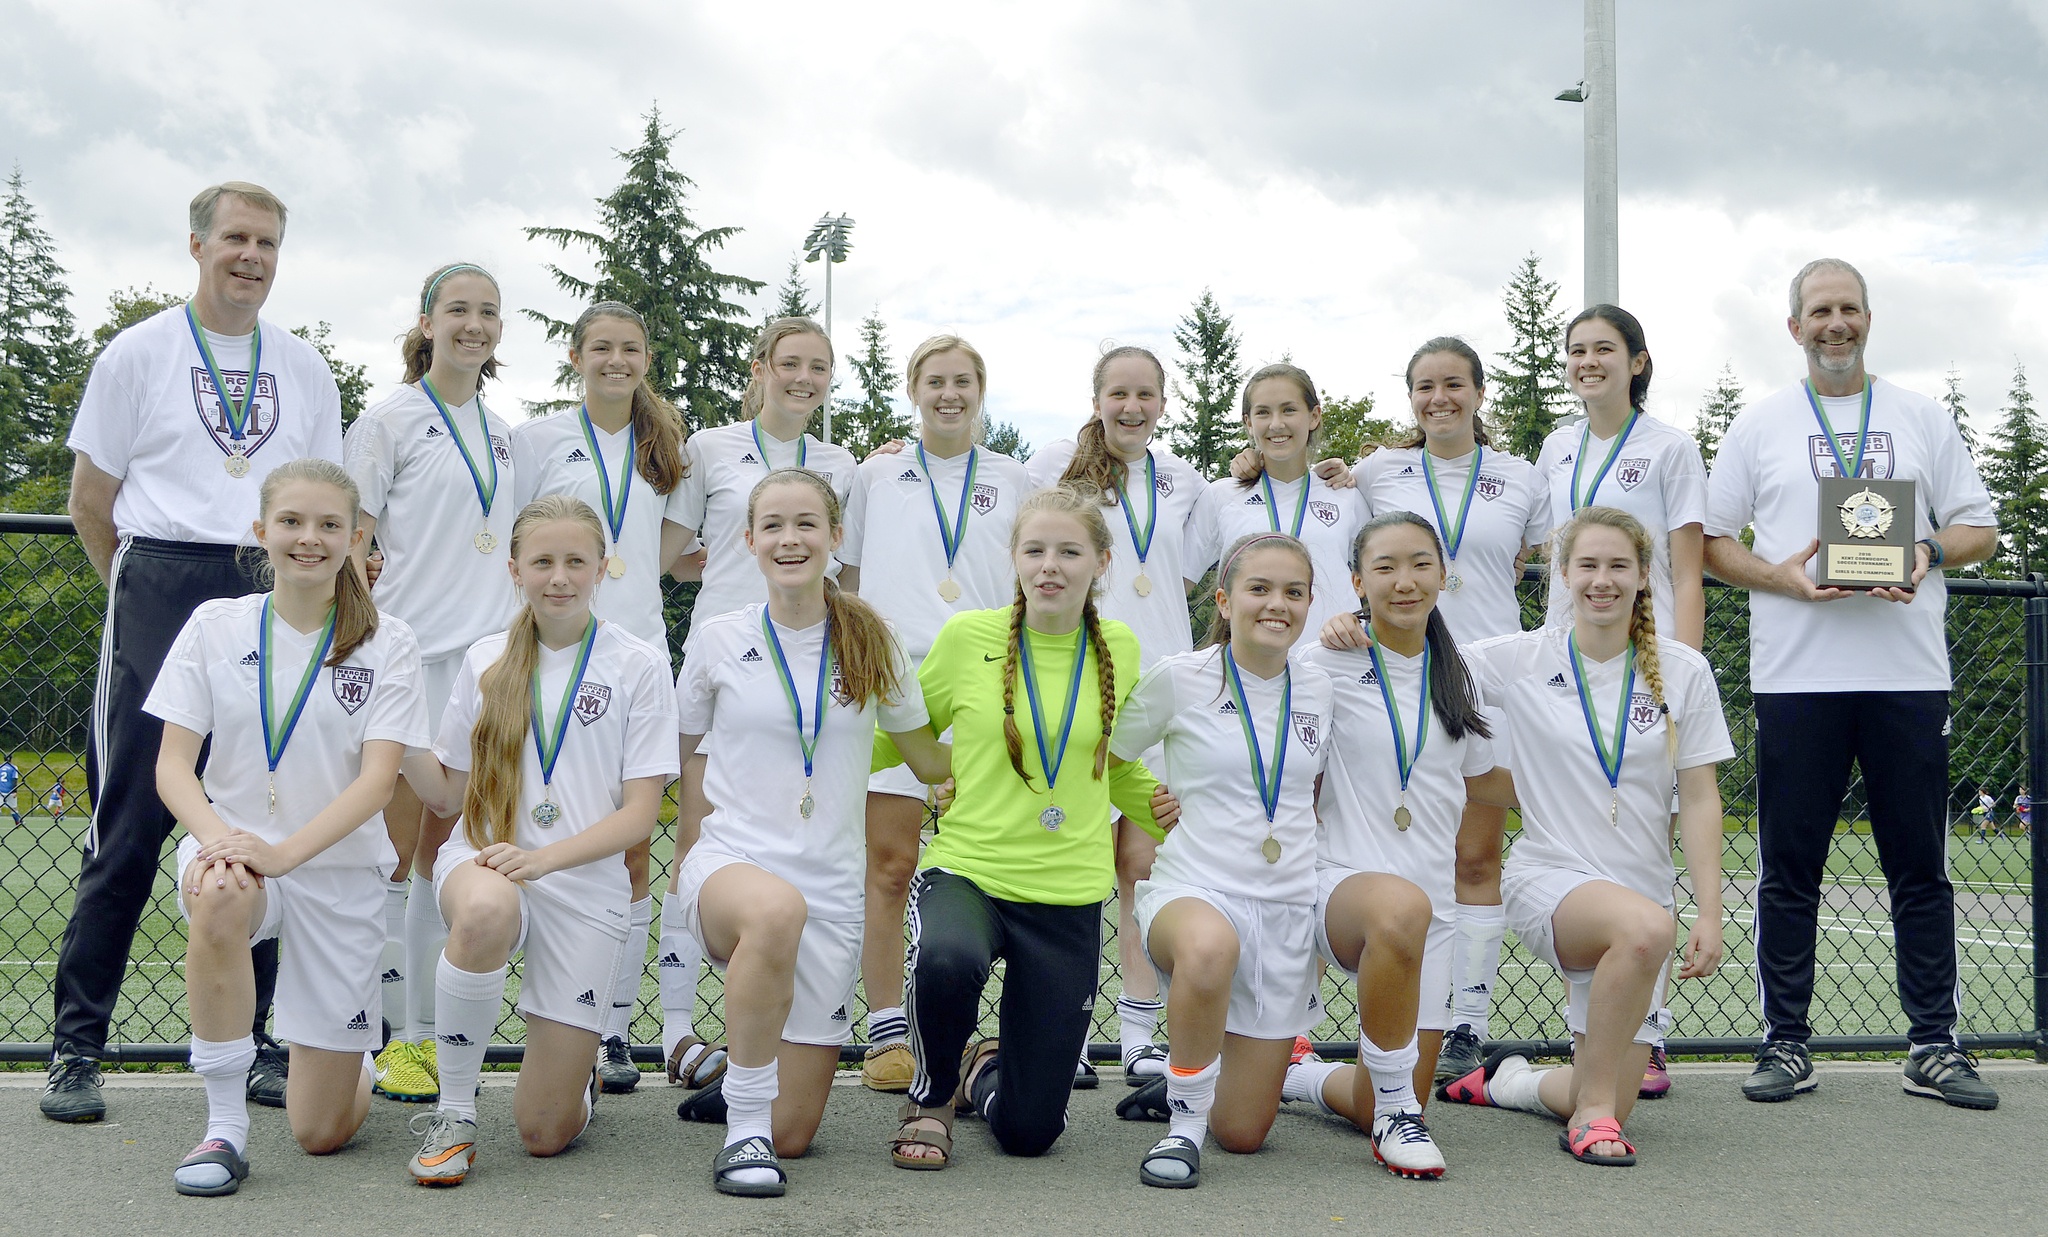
top-left (436, 622), bottom-right (679, 930)
top-left (511, 409), bottom-right (691, 651)
top-left (1533, 413), bottom-right (1708, 637)
top-left (1301, 642), bottom-right (1495, 915)
top-left (66, 306), bottom-right (343, 545)
top-left (345, 384), bottom-right (519, 660)
top-left (144, 595), bottom-right (431, 870)
top-left (676, 604), bottom-right (930, 922)
top-left (1359, 446), bottom-right (1549, 644)
top-left (1188, 472), bottom-right (1368, 636)
top-left (1030, 437), bottom-right (1206, 670)
top-left (839, 445), bottom-right (1031, 660)
top-left (1111, 647), bottom-right (1333, 905)
top-left (672, 420), bottom-right (856, 640)
top-left (1465, 626), bottom-right (1733, 902)
top-left (1703, 377), bottom-right (1996, 694)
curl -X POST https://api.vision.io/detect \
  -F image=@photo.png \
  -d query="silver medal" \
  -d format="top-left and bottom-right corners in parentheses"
top-left (1040, 805), bottom-right (1065, 830)
top-left (532, 797), bottom-right (561, 827)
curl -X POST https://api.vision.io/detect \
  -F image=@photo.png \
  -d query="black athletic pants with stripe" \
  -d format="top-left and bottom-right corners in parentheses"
top-left (1754, 691), bottom-right (1960, 1048)
top-left (52, 537), bottom-right (276, 1057)
top-left (905, 869), bottom-right (1100, 1156)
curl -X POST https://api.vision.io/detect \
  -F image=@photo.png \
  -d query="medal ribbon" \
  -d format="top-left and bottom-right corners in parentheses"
top-left (1259, 472), bottom-right (1311, 538)
top-left (1570, 410), bottom-right (1641, 511)
top-left (578, 406), bottom-right (637, 551)
top-left (419, 377), bottom-right (499, 519)
top-left (918, 443), bottom-right (979, 571)
top-left (1367, 642), bottom-right (1430, 796)
top-left (1567, 633), bottom-right (1634, 800)
top-left (1017, 625), bottom-right (1089, 792)
top-left (761, 609), bottom-right (833, 780)
top-left (1113, 450), bottom-right (1158, 568)
top-left (1421, 445), bottom-right (1484, 561)
top-left (752, 419), bottom-right (807, 471)
top-left (1803, 378), bottom-right (1873, 481)
top-left (185, 303), bottom-right (263, 452)
top-left (529, 618), bottom-right (599, 796)
top-left (259, 597), bottom-right (336, 777)
top-left (1222, 645), bottom-right (1291, 824)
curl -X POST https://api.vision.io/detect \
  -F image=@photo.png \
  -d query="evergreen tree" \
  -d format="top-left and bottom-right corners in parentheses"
top-left (525, 106), bottom-right (764, 429)
top-left (1491, 253), bottom-right (1569, 459)
top-left (825, 309), bottom-right (912, 460)
top-left (983, 418), bottom-right (1031, 462)
top-left (1695, 363), bottom-right (1744, 469)
top-left (1165, 288), bottom-right (1245, 477)
top-left (1317, 392), bottom-right (1397, 464)
top-left (1985, 361), bottom-right (2048, 578)
top-left (1942, 368), bottom-right (1979, 460)
top-left (768, 255), bottom-right (820, 323)
top-left (291, 322), bottom-right (371, 429)
top-left (0, 167), bottom-right (82, 487)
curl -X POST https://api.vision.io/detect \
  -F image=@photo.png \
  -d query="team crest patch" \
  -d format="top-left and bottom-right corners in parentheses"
top-left (971, 482), bottom-right (998, 515)
top-left (1627, 691), bottom-right (1661, 735)
top-left (490, 435), bottom-right (512, 464)
top-left (331, 666), bottom-right (374, 715)
top-left (1475, 474), bottom-right (1507, 501)
top-left (1615, 458), bottom-right (1652, 491)
top-left (1309, 500), bottom-right (1339, 527)
top-left (573, 683), bottom-right (612, 726)
top-left (1291, 711), bottom-right (1321, 752)
top-left (190, 367), bottom-right (280, 461)
top-left (1808, 431), bottom-right (1894, 480)
top-left (1154, 472), bottom-right (1174, 496)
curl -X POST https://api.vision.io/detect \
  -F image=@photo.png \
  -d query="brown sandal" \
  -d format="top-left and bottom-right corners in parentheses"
top-left (956, 1038), bottom-right (1000, 1115)
top-left (664, 1036), bottom-right (727, 1088)
top-left (891, 1101), bottom-right (954, 1170)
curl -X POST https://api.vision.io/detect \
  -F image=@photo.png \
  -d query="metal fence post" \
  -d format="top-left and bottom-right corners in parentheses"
top-left (2029, 576), bottom-right (2048, 1063)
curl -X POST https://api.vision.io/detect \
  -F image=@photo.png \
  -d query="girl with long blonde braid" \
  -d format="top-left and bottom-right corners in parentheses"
top-left (1437, 507), bottom-right (1732, 1168)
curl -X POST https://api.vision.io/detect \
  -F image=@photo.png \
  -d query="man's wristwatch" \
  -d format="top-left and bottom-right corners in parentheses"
top-left (1918, 538), bottom-right (1944, 569)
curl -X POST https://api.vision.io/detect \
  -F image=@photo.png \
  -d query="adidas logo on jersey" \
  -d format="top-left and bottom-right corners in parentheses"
top-left (1397, 464), bottom-right (1415, 475)
top-left (576, 989), bottom-right (598, 1007)
top-left (425, 424), bottom-right (444, 437)
top-left (1359, 668), bottom-right (1379, 685)
top-left (439, 1032), bottom-right (474, 1047)
top-left (346, 1009), bottom-right (371, 1031)
top-left (566, 447), bottom-right (590, 463)
top-left (240, 650), bottom-right (261, 665)
top-left (740, 452), bottom-right (759, 464)
top-left (1547, 673), bottom-right (1569, 688)
top-left (1247, 492), bottom-right (1266, 505)
top-left (381, 968), bottom-right (403, 984)
top-left (831, 1005), bottom-right (849, 1022)
top-left (1219, 699), bottom-right (1239, 714)
top-left (898, 468), bottom-right (921, 482)
top-left (657, 952), bottom-right (685, 967)
top-left (741, 647), bottom-right (763, 663)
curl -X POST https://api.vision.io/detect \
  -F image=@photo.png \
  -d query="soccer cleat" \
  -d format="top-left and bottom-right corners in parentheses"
top-left (1370, 1110), bottom-right (1447, 1180)
top-left (375, 1040), bottom-right (440, 1103)
top-left (1638, 1044), bottom-right (1671, 1099)
top-left (1741, 1040), bottom-right (1817, 1103)
top-left (597, 1037), bottom-right (639, 1094)
top-left (1433, 1024), bottom-right (1484, 1086)
top-left (39, 1053), bottom-right (106, 1123)
top-left (246, 1031), bottom-right (289, 1108)
top-left (1902, 1045), bottom-right (1999, 1110)
top-left (408, 1111), bottom-right (478, 1186)
top-left (1288, 1036), bottom-right (1321, 1067)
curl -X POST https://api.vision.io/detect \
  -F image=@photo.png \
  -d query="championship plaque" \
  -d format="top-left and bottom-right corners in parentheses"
top-left (1816, 475), bottom-right (1917, 590)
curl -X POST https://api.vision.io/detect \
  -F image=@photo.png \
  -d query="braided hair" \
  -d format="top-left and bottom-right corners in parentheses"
top-left (1000, 486), bottom-right (1119, 787)
top-left (1558, 506), bottom-right (1676, 763)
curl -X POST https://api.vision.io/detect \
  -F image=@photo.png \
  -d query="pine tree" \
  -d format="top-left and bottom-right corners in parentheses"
top-left (1695, 363), bottom-right (1744, 469)
top-left (1317, 392), bottom-right (1398, 464)
top-left (1165, 288), bottom-right (1245, 477)
top-left (291, 322), bottom-right (371, 429)
top-left (1985, 361), bottom-right (2048, 578)
top-left (525, 106), bottom-right (764, 430)
top-left (1942, 368), bottom-right (1979, 460)
top-left (0, 167), bottom-right (83, 487)
top-left (768, 255), bottom-right (819, 323)
top-left (825, 309), bottom-right (912, 460)
top-left (983, 418), bottom-right (1032, 461)
top-left (1491, 253), bottom-right (1569, 459)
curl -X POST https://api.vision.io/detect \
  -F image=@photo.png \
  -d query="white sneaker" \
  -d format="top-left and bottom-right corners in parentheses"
top-left (1370, 1109), bottom-right (1446, 1179)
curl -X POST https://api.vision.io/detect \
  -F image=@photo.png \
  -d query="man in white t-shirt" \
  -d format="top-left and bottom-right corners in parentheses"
top-left (1703, 259), bottom-right (2000, 1111)
top-left (50, 183), bottom-right (343, 1124)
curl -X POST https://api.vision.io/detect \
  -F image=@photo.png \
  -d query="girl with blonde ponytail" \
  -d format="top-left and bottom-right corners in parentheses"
top-left (1437, 506), bottom-right (1732, 1170)
top-left (152, 459), bottom-right (432, 1195)
top-left (396, 495), bottom-right (678, 1188)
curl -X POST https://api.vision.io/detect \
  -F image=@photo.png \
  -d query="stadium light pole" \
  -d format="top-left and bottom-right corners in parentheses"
top-left (1556, 0), bottom-right (1618, 308)
top-left (803, 213), bottom-right (855, 444)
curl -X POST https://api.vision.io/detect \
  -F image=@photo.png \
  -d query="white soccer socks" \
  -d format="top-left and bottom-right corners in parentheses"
top-left (604, 896), bottom-right (653, 1043)
top-left (1146, 1059), bottom-right (1220, 1182)
top-left (189, 1034), bottom-right (257, 1155)
top-left (656, 892), bottom-right (706, 1067)
top-left (866, 1006), bottom-right (909, 1048)
top-left (1450, 903), bottom-right (1506, 1039)
top-left (1117, 994), bottom-right (1165, 1065)
top-left (721, 1059), bottom-right (781, 1187)
top-left (433, 955), bottom-right (505, 1123)
top-left (406, 873), bottom-right (449, 1044)
top-left (379, 880), bottom-right (407, 1037)
top-left (1359, 1033), bottom-right (1421, 1116)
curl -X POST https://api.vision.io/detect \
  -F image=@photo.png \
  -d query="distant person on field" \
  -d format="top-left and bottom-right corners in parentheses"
top-left (1968, 789), bottom-right (1990, 841)
top-left (0, 754), bottom-right (21, 826)
top-left (2015, 786), bottom-right (2031, 836)
top-left (46, 782), bottom-right (67, 824)
top-left (1703, 258), bottom-right (2000, 1111)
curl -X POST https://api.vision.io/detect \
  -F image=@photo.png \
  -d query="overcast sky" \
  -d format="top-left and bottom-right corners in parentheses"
top-left (6, 0), bottom-right (2048, 454)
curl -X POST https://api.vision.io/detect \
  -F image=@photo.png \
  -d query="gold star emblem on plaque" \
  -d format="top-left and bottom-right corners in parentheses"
top-left (1839, 487), bottom-right (1894, 540)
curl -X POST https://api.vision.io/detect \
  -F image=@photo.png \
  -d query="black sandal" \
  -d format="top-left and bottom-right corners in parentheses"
top-left (712, 1134), bottom-right (786, 1197)
top-left (172, 1138), bottom-right (251, 1197)
top-left (1116, 1075), bottom-right (1170, 1122)
top-left (1139, 1134), bottom-right (1201, 1189)
top-left (677, 1076), bottom-right (728, 1123)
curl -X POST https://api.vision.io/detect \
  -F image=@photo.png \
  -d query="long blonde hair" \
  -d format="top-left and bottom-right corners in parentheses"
top-left (1059, 345), bottom-right (1167, 499)
top-left (745, 469), bottom-right (901, 707)
top-left (741, 317), bottom-right (833, 420)
top-left (254, 458), bottom-right (378, 667)
top-left (1557, 506), bottom-right (1675, 763)
top-left (464, 496), bottom-right (607, 847)
top-left (906, 333), bottom-right (988, 443)
top-left (571, 302), bottom-right (689, 493)
top-left (1002, 486), bottom-right (1119, 787)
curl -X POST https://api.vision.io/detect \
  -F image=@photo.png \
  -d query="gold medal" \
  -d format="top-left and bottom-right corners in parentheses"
top-left (1261, 835), bottom-right (1282, 864)
top-left (937, 577), bottom-right (962, 603)
top-left (1394, 803), bottom-right (1412, 831)
top-left (224, 450), bottom-right (251, 478)
top-left (474, 529), bottom-right (498, 554)
top-left (267, 774), bottom-right (276, 815)
top-left (799, 789), bottom-right (815, 820)
top-left (1609, 790), bottom-right (1619, 826)
top-left (607, 555), bottom-right (627, 579)
top-left (1133, 572), bottom-right (1153, 597)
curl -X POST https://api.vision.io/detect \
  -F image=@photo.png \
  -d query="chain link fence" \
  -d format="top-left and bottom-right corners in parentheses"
top-left (1, 515), bottom-right (2040, 1061)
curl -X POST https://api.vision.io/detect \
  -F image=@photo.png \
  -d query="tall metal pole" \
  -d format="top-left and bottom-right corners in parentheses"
top-left (1584, 0), bottom-right (1619, 307)
top-left (822, 259), bottom-right (834, 445)
top-left (2028, 581), bottom-right (2048, 1061)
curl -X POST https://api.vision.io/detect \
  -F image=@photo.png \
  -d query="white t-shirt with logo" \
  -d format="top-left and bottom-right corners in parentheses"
top-left (511, 410), bottom-right (692, 652)
top-left (1111, 647), bottom-right (1333, 906)
top-left (1029, 437), bottom-right (1207, 670)
top-left (1466, 626), bottom-right (1733, 903)
top-left (1301, 643), bottom-right (1495, 915)
top-left (839, 446), bottom-right (1031, 661)
top-left (67, 306), bottom-right (344, 546)
top-left (436, 622), bottom-right (679, 932)
top-left (1703, 377), bottom-right (1996, 693)
top-left (1533, 413), bottom-right (1708, 636)
top-left (1359, 446), bottom-right (1549, 644)
top-left (1188, 473), bottom-right (1369, 636)
top-left (144, 595), bottom-right (430, 870)
top-left (672, 420), bottom-right (855, 641)
top-left (676, 604), bottom-right (930, 922)
top-left (345, 384), bottom-right (519, 661)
